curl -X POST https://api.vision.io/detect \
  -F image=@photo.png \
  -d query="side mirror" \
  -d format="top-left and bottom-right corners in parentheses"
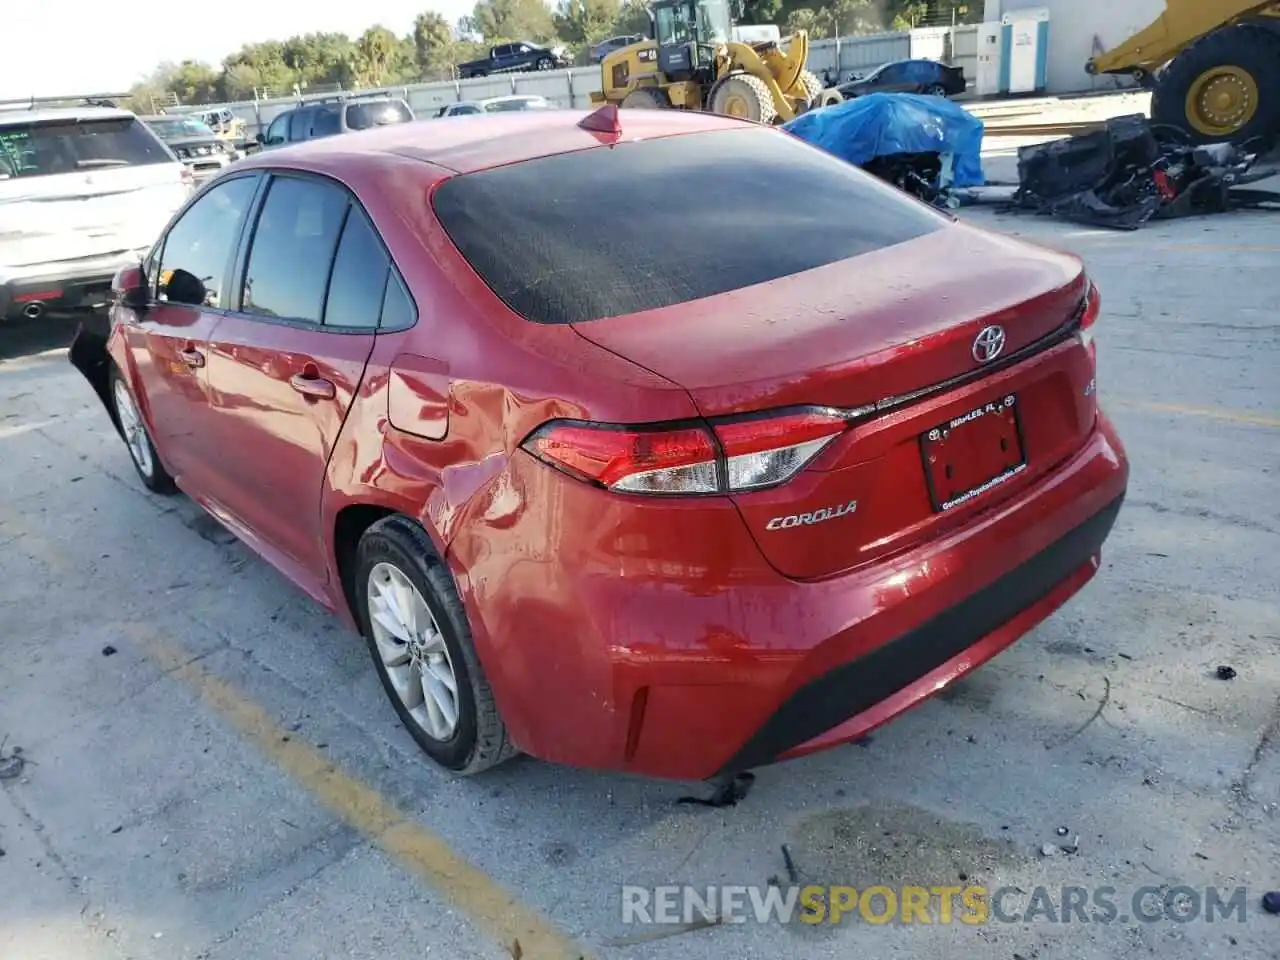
top-left (166, 268), bottom-right (207, 307)
top-left (112, 263), bottom-right (149, 310)
top-left (255, 132), bottom-right (266, 145)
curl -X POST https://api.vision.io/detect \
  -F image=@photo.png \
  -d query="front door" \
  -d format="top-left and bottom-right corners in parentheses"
top-left (132, 173), bottom-right (261, 489)
top-left (204, 173), bottom-right (388, 587)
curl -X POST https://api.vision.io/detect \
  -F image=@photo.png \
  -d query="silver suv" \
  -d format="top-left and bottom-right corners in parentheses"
top-left (0, 104), bottom-right (191, 321)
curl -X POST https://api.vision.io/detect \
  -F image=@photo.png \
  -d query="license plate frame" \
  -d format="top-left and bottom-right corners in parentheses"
top-left (920, 393), bottom-right (1027, 513)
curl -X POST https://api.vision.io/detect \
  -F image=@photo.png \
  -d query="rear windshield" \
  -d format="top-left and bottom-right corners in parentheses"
top-left (431, 126), bottom-right (946, 325)
top-left (345, 100), bottom-right (414, 131)
top-left (484, 98), bottom-right (546, 112)
top-left (0, 117), bottom-right (171, 179)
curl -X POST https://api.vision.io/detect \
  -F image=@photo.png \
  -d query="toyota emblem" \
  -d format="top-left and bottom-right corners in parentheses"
top-left (972, 325), bottom-right (1006, 364)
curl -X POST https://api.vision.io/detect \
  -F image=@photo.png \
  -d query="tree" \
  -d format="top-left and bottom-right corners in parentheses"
top-left (740, 0), bottom-right (782, 26)
top-left (352, 26), bottom-right (413, 87)
top-left (612, 0), bottom-right (652, 36)
top-left (412, 11), bottom-right (455, 76)
top-left (553, 0), bottom-right (622, 46)
top-left (468, 0), bottom-right (557, 43)
top-left (281, 32), bottom-right (357, 88)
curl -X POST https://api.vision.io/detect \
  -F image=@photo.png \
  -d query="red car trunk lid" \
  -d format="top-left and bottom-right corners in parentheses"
top-left (572, 224), bottom-right (1096, 579)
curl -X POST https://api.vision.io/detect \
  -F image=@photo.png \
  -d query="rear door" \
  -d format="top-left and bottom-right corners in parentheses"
top-left (0, 114), bottom-right (189, 272)
top-left (128, 173), bottom-right (262, 488)
top-left (202, 172), bottom-right (385, 586)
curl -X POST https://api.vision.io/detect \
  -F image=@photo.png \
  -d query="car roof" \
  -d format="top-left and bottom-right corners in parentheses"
top-left (0, 105), bottom-right (135, 126)
top-left (232, 108), bottom-right (753, 175)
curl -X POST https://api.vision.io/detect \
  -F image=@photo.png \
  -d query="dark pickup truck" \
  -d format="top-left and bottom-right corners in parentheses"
top-left (458, 41), bottom-right (571, 77)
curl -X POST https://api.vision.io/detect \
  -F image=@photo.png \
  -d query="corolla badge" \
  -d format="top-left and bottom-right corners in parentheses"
top-left (765, 499), bottom-right (858, 531)
top-left (972, 325), bottom-right (1006, 364)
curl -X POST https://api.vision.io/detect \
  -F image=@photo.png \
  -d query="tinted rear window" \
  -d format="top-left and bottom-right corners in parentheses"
top-left (345, 100), bottom-right (414, 130)
top-left (0, 117), bottom-right (170, 179)
top-left (431, 127), bottom-right (945, 325)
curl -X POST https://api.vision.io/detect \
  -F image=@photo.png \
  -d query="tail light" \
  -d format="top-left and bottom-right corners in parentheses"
top-left (522, 407), bottom-right (850, 496)
top-left (1076, 279), bottom-right (1100, 356)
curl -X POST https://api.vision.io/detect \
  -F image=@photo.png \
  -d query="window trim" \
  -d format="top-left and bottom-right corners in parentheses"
top-left (226, 168), bottom-right (418, 334)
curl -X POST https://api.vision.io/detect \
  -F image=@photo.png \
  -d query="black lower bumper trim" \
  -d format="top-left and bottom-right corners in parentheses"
top-left (717, 494), bottom-right (1125, 776)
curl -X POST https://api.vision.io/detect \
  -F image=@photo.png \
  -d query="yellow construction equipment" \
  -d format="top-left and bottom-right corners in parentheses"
top-left (1086, 0), bottom-right (1280, 143)
top-left (588, 0), bottom-right (822, 124)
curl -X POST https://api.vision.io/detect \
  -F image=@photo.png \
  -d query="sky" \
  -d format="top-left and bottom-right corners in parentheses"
top-left (0, 0), bottom-right (474, 101)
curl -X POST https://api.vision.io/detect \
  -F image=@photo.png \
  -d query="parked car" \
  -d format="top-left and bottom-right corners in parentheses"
top-left (590, 34), bottom-right (645, 63)
top-left (142, 114), bottom-right (239, 181)
top-left (435, 95), bottom-right (552, 117)
top-left (71, 108), bottom-right (1128, 782)
top-left (457, 41), bottom-right (570, 77)
top-left (257, 95), bottom-right (415, 150)
top-left (837, 59), bottom-right (967, 99)
top-left (0, 103), bottom-right (191, 322)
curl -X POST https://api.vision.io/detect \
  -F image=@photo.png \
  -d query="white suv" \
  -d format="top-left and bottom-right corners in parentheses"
top-left (0, 105), bottom-right (192, 321)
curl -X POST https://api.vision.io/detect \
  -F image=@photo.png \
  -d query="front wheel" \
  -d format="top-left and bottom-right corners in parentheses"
top-left (535, 57), bottom-right (554, 71)
top-left (355, 515), bottom-right (517, 775)
top-left (923, 83), bottom-right (948, 97)
top-left (110, 367), bottom-right (175, 494)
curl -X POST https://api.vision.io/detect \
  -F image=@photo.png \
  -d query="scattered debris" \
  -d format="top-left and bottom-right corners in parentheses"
top-left (1262, 891), bottom-right (1280, 915)
top-left (781, 844), bottom-right (799, 883)
top-left (677, 771), bottom-right (755, 808)
top-left (1003, 114), bottom-right (1279, 230)
top-left (1040, 835), bottom-right (1080, 857)
top-left (0, 739), bottom-right (25, 781)
top-left (101, 645), bottom-right (117, 657)
top-left (1216, 665), bottom-right (1238, 681)
top-left (1193, 852), bottom-right (1209, 860)
top-left (1046, 676), bottom-right (1111, 748)
top-left (602, 913), bottom-right (721, 946)
top-left (110, 826), bottom-right (122, 835)
top-left (509, 938), bottom-right (522, 959)
top-left (1056, 826), bottom-right (1069, 836)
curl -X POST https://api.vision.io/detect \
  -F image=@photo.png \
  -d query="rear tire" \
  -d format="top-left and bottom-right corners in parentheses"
top-left (708, 73), bottom-right (777, 123)
top-left (109, 366), bottom-right (175, 495)
top-left (797, 70), bottom-right (824, 111)
top-left (621, 87), bottom-right (670, 109)
top-left (535, 57), bottom-right (554, 71)
top-left (923, 82), bottom-right (948, 97)
top-left (1151, 25), bottom-right (1280, 144)
top-left (354, 515), bottom-right (516, 776)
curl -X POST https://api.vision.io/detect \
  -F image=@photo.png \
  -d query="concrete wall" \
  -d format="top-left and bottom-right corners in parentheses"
top-left (984, 0), bottom-right (1167, 94)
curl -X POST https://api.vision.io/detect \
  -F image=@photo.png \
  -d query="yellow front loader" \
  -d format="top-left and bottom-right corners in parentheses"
top-left (588, 0), bottom-right (822, 124)
top-left (1087, 0), bottom-right (1280, 143)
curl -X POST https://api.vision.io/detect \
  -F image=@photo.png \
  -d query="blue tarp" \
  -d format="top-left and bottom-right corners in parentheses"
top-left (783, 92), bottom-right (986, 189)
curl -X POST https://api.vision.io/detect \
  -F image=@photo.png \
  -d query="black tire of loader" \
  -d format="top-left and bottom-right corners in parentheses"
top-left (1151, 25), bottom-right (1280, 145)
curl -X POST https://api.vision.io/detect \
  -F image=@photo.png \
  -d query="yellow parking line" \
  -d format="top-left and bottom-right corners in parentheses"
top-left (0, 506), bottom-right (588, 959)
top-left (1111, 398), bottom-right (1280, 429)
top-left (131, 622), bottom-right (590, 959)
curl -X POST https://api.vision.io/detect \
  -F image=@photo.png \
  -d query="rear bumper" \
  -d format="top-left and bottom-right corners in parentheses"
top-left (457, 412), bottom-right (1128, 780)
top-left (0, 252), bottom-right (143, 320)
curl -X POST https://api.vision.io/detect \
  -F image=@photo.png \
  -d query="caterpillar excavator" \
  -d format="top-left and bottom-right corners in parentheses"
top-left (1086, 0), bottom-right (1280, 144)
top-left (588, 0), bottom-right (822, 124)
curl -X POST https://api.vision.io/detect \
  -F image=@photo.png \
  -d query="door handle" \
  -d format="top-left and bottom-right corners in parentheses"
top-left (289, 372), bottom-right (336, 400)
top-left (179, 347), bottom-right (205, 368)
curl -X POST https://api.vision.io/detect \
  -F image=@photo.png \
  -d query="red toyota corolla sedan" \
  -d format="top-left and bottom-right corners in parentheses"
top-left (70, 105), bottom-right (1128, 782)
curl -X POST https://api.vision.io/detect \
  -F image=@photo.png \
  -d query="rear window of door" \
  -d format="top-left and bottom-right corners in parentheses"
top-left (264, 113), bottom-right (289, 146)
top-left (240, 176), bottom-right (348, 322)
top-left (430, 126), bottom-right (946, 326)
top-left (324, 207), bottom-right (391, 329)
top-left (288, 109), bottom-right (313, 142)
top-left (156, 175), bottom-right (260, 308)
top-left (0, 117), bottom-right (171, 179)
top-left (310, 106), bottom-right (343, 138)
